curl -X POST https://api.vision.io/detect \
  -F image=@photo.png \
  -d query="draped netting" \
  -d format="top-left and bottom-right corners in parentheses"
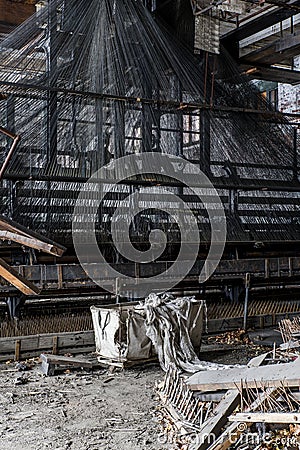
top-left (0, 0), bottom-right (299, 255)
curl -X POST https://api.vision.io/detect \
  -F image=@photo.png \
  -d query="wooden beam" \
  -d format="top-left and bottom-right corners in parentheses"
top-left (0, 257), bottom-right (40, 295)
top-left (0, 215), bottom-right (66, 257)
top-left (0, 230), bottom-right (63, 256)
top-left (189, 354), bottom-right (268, 450)
top-left (229, 412), bottom-right (300, 424)
top-left (187, 357), bottom-right (300, 391)
top-left (40, 353), bottom-right (93, 376)
top-left (0, 331), bottom-right (95, 361)
top-left (207, 387), bottom-right (280, 450)
top-left (14, 339), bottom-right (21, 361)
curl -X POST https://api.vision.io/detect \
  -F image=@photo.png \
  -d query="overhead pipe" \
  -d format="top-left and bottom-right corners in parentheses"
top-left (0, 127), bottom-right (21, 182)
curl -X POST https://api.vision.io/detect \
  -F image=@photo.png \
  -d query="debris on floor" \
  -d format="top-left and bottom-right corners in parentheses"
top-left (156, 342), bottom-right (300, 450)
top-left (207, 329), bottom-right (251, 346)
top-left (3, 308), bottom-right (300, 449)
top-left (0, 359), bottom-right (163, 450)
top-left (186, 355), bottom-right (300, 391)
top-left (40, 353), bottom-right (94, 376)
top-left (279, 317), bottom-right (300, 350)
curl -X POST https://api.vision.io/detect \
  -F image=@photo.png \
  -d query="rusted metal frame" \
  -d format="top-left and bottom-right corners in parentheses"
top-left (2, 79), bottom-right (300, 118)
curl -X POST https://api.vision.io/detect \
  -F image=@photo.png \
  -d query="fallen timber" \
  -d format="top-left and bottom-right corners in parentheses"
top-left (187, 356), bottom-right (300, 391)
top-left (0, 215), bottom-right (66, 257)
top-left (0, 257), bottom-right (40, 296)
top-left (160, 351), bottom-right (300, 450)
top-left (228, 412), bottom-right (300, 424)
top-left (159, 353), bottom-right (281, 450)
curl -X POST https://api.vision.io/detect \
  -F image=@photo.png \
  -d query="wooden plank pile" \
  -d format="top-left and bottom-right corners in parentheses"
top-left (157, 351), bottom-right (300, 450)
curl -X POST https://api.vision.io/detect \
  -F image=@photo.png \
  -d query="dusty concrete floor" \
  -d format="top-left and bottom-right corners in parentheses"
top-left (0, 361), bottom-right (166, 450)
top-left (0, 346), bottom-right (263, 450)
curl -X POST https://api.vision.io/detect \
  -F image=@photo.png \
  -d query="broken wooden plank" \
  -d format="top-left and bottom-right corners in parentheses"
top-left (0, 127), bottom-right (20, 182)
top-left (0, 214), bottom-right (66, 257)
top-left (0, 257), bottom-right (40, 295)
top-left (189, 354), bottom-right (266, 450)
top-left (228, 412), bottom-right (300, 424)
top-left (187, 357), bottom-right (300, 391)
top-left (190, 390), bottom-right (240, 450)
top-left (206, 387), bottom-right (280, 450)
top-left (0, 230), bottom-right (63, 257)
top-left (0, 347), bottom-right (96, 363)
top-left (40, 353), bottom-right (93, 376)
top-left (247, 352), bottom-right (269, 367)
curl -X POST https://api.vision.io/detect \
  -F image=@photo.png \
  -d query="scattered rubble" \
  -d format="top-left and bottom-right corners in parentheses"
top-left (207, 329), bottom-right (251, 346)
top-left (279, 318), bottom-right (300, 350)
top-left (0, 358), bottom-right (164, 450)
top-left (2, 305), bottom-right (300, 450)
top-left (156, 344), bottom-right (300, 450)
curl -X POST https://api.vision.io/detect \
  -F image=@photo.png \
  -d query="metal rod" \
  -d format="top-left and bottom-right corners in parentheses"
top-left (1, 80), bottom-right (300, 118)
top-left (243, 273), bottom-right (251, 331)
top-left (0, 127), bottom-right (20, 182)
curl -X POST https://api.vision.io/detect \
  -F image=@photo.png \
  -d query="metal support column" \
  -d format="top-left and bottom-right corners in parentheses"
top-left (199, 110), bottom-right (211, 175)
top-left (293, 127), bottom-right (298, 181)
top-left (243, 273), bottom-right (251, 331)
